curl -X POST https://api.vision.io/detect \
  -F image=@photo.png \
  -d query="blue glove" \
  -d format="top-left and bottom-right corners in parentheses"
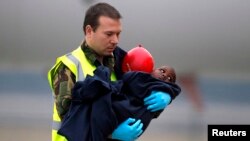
top-left (144, 91), bottom-right (171, 112)
top-left (112, 118), bottom-right (143, 141)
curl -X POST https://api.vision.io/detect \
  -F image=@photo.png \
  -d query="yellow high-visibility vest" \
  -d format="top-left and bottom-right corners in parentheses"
top-left (48, 46), bottom-right (117, 141)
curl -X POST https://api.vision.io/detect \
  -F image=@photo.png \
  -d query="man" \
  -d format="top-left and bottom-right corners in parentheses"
top-left (48, 2), bottom-right (171, 141)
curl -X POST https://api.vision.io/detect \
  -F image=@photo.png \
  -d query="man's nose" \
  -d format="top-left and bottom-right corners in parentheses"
top-left (111, 35), bottom-right (119, 44)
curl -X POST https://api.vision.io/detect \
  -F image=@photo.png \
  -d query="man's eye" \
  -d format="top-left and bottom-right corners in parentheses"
top-left (106, 33), bottom-right (112, 36)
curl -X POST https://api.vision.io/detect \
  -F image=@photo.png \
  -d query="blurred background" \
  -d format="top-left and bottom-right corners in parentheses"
top-left (0, 0), bottom-right (250, 141)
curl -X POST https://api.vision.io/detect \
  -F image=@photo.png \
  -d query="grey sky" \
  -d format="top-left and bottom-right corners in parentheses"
top-left (1, 0), bottom-right (250, 75)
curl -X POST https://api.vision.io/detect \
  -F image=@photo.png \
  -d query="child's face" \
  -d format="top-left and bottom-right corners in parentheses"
top-left (151, 66), bottom-right (176, 83)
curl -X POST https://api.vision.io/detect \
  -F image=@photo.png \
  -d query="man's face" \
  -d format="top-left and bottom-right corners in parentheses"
top-left (87, 16), bottom-right (122, 56)
top-left (151, 66), bottom-right (176, 83)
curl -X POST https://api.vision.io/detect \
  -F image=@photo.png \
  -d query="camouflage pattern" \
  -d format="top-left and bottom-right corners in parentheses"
top-left (53, 64), bottom-right (75, 120)
top-left (52, 42), bottom-right (115, 120)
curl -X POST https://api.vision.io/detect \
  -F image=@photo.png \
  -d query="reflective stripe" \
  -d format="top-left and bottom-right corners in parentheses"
top-left (59, 55), bottom-right (78, 79)
top-left (67, 54), bottom-right (84, 81)
top-left (72, 47), bottom-right (95, 77)
top-left (52, 120), bottom-right (62, 130)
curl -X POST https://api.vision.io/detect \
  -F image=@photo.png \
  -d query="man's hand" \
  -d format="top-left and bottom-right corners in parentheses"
top-left (112, 118), bottom-right (143, 141)
top-left (144, 91), bottom-right (171, 112)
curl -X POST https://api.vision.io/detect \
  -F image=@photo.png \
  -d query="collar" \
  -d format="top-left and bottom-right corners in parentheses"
top-left (81, 41), bottom-right (115, 71)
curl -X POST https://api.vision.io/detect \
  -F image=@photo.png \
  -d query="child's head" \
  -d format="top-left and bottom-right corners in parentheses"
top-left (151, 65), bottom-right (176, 83)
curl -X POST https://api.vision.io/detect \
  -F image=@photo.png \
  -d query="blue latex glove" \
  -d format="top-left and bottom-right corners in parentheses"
top-left (144, 91), bottom-right (171, 112)
top-left (112, 118), bottom-right (143, 141)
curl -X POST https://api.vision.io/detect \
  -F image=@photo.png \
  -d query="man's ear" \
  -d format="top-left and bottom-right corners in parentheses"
top-left (85, 25), bottom-right (92, 36)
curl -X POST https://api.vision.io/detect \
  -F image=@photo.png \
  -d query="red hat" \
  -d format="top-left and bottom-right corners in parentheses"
top-left (122, 44), bottom-right (154, 73)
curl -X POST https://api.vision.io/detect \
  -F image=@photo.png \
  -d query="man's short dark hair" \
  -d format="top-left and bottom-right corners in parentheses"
top-left (83, 2), bottom-right (122, 34)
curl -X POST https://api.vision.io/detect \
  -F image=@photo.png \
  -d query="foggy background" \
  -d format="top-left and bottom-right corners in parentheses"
top-left (0, 0), bottom-right (250, 141)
